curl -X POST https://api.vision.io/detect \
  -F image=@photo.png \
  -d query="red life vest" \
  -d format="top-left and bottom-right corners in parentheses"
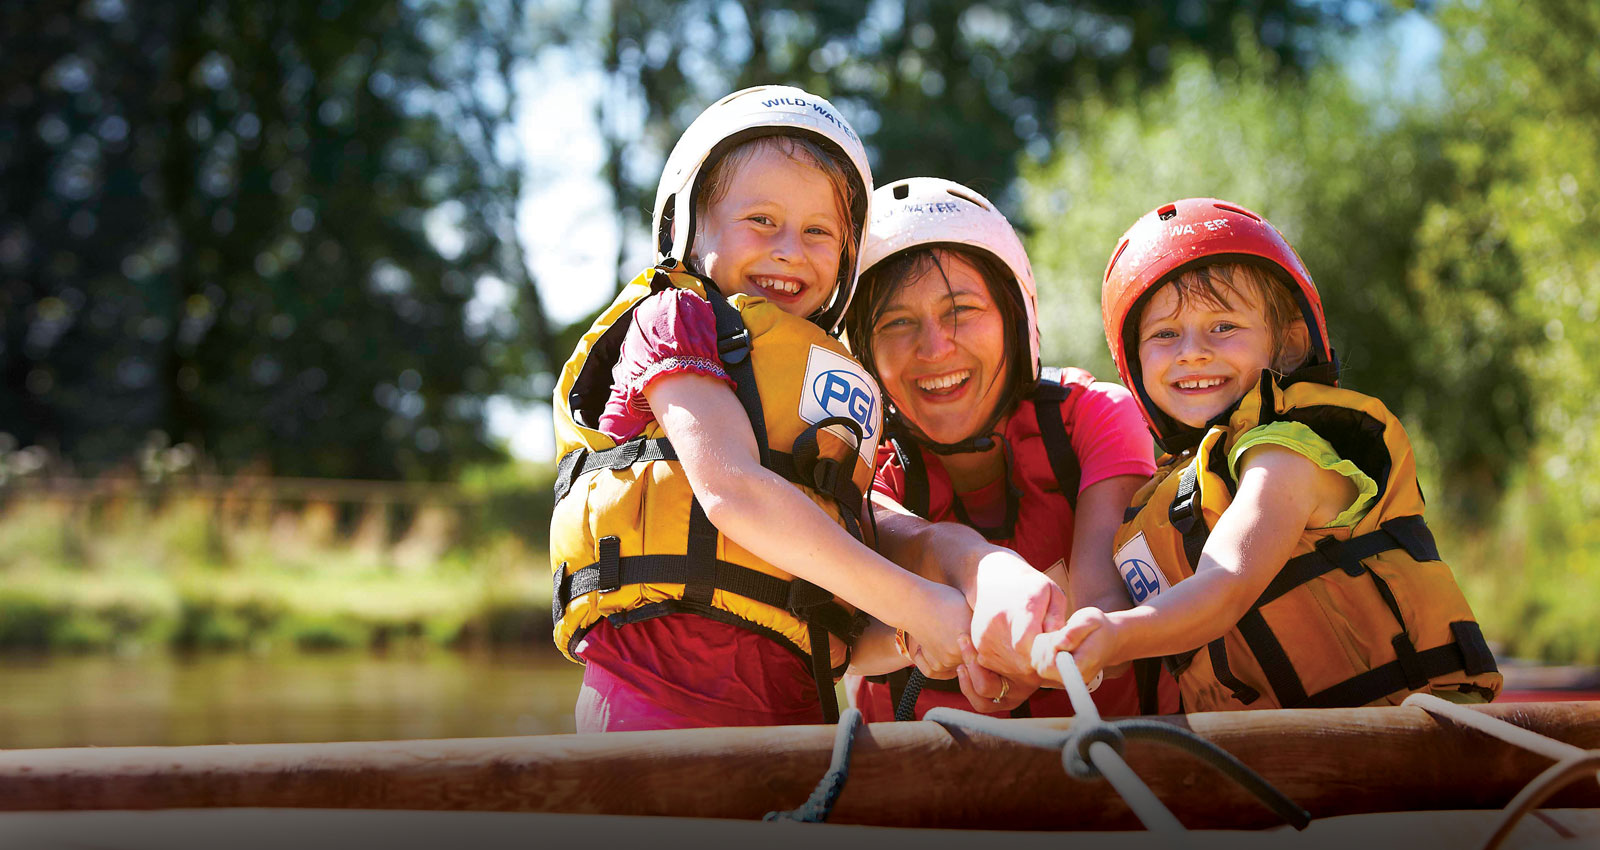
top-left (853, 368), bottom-right (1176, 719)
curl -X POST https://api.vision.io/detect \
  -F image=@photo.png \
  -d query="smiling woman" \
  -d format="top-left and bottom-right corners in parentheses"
top-left (841, 178), bottom-right (1176, 721)
top-left (857, 249), bottom-right (1016, 448)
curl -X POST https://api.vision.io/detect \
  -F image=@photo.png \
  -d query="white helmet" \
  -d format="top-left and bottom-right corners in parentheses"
top-left (652, 85), bottom-right (872, 337)
top-left (859, 177), bottom-right (1041, 381)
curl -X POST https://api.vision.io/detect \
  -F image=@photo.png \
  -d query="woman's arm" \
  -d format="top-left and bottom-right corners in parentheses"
top-left (647, 372), bottom-right (972, 670)
top-left (1034, 444), bottom-right (1354, 684)
top-left (1065, 474), bottom-right (1146, 613)
top-left (871, 498), bottom-right (1065, 681)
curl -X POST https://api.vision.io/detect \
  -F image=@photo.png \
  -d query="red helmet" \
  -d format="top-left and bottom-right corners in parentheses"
top-left (1101, 198), bottom-right (1335, 451)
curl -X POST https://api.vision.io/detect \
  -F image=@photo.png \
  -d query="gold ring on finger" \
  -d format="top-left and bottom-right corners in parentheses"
top-left (993, 677), bottom-right (1010, 704)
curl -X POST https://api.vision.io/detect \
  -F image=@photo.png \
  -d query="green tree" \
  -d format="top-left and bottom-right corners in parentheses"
top-left (1424, 0), bottom-right (1600, 512)
top-left (1, 0), bottom-right (553, 479)
top-left (565, 0), bottom-right (1383, 289)
top-left (1019, 31), bottom-right (1539, 503)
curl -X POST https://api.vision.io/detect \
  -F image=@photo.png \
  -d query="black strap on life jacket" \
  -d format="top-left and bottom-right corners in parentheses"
top-left (701, 276), bottom-right (772, 469)
top-left (1169, 463), bottom-right (1208, 573)
top-left (1298, 621), bottom-right (1497, 708)
top-left (554, 438), bottom-right (866, 529)
top-left (1033, 367), bottom-right (1083, 511)
top-left (1170, 503), bottom-right (1497, 708)
top-left (555, 546), bottom-right (869, 720)
top-left (1133, 657), bottom-right (1164, 715)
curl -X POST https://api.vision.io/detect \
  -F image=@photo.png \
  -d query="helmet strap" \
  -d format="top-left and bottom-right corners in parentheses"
top-left (886, 407), bottom-right (1007, 457)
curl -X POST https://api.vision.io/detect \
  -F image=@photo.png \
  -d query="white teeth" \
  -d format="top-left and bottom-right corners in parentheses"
top-left (753, 277), bottom-right (801, 295)
top-left (1176, 377), bottom-right (1225, 389)
top-left (917, 370), bottom-right (971, 391)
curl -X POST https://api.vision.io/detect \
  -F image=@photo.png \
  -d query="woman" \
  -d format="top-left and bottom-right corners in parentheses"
top-left (843, 177), bottom-right (1175, 719)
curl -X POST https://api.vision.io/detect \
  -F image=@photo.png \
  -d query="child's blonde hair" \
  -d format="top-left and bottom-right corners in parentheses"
top-left (1158, 263), bottom-right (1310, 374)
top-left (691, 134), bottom-right (861, 284)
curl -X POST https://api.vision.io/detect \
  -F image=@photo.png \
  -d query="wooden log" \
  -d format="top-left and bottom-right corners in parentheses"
top-left (1, 702), bottom-right (1597, 830)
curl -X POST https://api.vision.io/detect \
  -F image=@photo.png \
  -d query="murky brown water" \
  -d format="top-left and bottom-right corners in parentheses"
top-left (0, 649), bottom-right (585, 749)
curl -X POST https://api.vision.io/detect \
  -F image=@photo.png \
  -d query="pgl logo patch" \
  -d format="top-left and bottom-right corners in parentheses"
top-left (1115, 532), bottom-right (1170, 604)
top-left (799, 345), bottom-right (881, 461)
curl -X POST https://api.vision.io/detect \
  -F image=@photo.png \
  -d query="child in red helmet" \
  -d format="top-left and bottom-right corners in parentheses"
top-left (1031, 198), bottom-right (1501, 711)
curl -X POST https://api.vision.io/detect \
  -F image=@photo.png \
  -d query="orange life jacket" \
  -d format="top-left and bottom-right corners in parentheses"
top-left (549, 263), bottom-right (881, 722)
top-left (1115, 374), bottom-right (1501, 711)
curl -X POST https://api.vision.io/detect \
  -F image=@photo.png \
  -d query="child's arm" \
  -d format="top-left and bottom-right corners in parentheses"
top-left (1034, 444), bottom-right (1356, 685)
top-left (647, 372), bottom-right (973, 671)
top-left (871, 496), bottom-right (1066, 682)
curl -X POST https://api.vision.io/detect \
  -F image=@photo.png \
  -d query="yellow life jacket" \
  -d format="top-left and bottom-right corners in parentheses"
top-left (549, 263), bottom-right (882, 722)
top-left (1115, 373), bottom-right (1501, 712)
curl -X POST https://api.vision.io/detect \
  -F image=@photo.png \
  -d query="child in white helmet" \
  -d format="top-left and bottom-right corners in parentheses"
top-left (549, 87), bottom-right (970, 730)
top-left (1030, 198), bottom-right (1500, 710)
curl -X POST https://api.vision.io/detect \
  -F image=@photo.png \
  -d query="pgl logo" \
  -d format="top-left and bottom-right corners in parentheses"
top-left (812, 370), bottom-right (876, 439)
top-left (1121, 558), bottom-right (1162, 603)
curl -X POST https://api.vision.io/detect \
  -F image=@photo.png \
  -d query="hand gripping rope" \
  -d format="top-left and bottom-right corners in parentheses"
top-left (1403, 692), bottom-right (1600, 850)
top-left (768, 650), bottom-right (1310, 831)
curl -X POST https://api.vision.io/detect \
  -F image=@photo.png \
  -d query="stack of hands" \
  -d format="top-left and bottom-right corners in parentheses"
top-left (900, 555), bottom-right (1114, 714)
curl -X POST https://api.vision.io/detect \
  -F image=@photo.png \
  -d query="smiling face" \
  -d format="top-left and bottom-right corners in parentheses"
top-left (867, 250), bottom-right (1011, 445)
top-left (1136, 279), bottom-right (1288, 429)
top-left (690, 141), bottom-right (846, 320)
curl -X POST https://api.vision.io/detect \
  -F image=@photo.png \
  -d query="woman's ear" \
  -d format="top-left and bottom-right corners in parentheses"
top-left (1276, 318), bottom-right (1312, 373)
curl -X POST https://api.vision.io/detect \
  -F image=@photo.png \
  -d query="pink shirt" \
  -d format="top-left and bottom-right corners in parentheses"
top-left (577, 288), bottom-right (817, 731)
top-left (597, 288), bottom-right (734, 442)
top-left (871, 379), bottom-right (1156, 507)
top-left (853, 379), bottom-right (1170, 720)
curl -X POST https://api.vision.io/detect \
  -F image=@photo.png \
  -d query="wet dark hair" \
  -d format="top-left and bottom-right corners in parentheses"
top-left (845, 245), bottom-right (1032, 419)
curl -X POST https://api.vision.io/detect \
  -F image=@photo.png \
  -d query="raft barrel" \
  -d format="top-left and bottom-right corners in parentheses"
top-left (2, 701), bottom-right (1598, 831)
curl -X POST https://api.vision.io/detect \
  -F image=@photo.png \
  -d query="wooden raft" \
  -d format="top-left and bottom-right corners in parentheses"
top-left (2, 701), bottom-right (1597, 831)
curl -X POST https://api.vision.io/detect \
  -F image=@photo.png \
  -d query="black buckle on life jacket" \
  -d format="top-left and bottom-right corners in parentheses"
top-left (615, 437), bottom-right (646, 467)
top-left (811, 456), bottom-right (841, 495)
top-left (552, 562), bottom-right (569, 622)
top-left (786, 578), bottom-right (834, 615)
top-left (717, 328), bottom-right (752, 363)
top-left (1314, 535), bottom-right (1366, 578)
top-left (553, 447), bottom-right (587, 502)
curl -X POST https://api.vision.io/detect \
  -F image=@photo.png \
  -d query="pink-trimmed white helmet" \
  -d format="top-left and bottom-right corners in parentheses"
top-left (858, 177), bottom-right (1041, 381)
top-left (652, 85), bottom-right (872, 337)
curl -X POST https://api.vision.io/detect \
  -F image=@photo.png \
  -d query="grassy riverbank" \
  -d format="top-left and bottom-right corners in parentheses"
top-left (0, 469), bottom-right (555, 654)
top-left (2, 470), bottom-right (1597, 665)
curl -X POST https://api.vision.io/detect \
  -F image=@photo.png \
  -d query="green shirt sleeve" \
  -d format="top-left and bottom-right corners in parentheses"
top-left (1228, 421), bottom-right (1379, 529)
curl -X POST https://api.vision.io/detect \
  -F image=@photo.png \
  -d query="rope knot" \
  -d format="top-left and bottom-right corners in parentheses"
top-left (1063, 722), bottom-right (1125, 781)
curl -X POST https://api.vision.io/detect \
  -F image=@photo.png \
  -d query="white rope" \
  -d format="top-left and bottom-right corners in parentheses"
top-left (1404, 692), bottom-right (1600, 849)
top-left (1403, 693), bottom-right (1599, 783)
top-left (1054, 650), bottom-right (1185, 834)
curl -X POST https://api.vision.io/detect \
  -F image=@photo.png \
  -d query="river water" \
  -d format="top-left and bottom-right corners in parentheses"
top-left (0, 649), bottom-right (586, 749)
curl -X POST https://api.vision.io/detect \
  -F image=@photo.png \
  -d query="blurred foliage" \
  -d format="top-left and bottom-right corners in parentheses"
top-left (562, 0), bottom-right (1386, 286)
top-left (1020, 9), bottom-right (1574, 516)
top-left (1019, 0), bottom-right (1600, 659)
top-left (1, 0), bottom-right (558, 479)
